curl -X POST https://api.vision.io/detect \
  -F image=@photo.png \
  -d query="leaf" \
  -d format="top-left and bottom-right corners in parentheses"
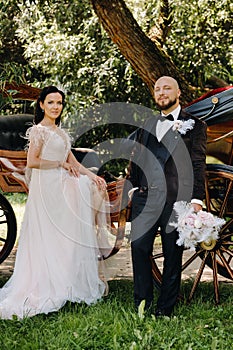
top-left (138, 299), bottom-right (146, 319)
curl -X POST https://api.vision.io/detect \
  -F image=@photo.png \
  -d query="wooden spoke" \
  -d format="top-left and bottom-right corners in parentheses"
top-left (187, 251), bottom-right (209, 302)
top-left (211, 251), bottom-right (220, 304)
top-left (181, 249), bottom-right (203, 271)
top-left (216, 249), bottom-right (233, 279)
top-left (151, 165), bottom-right (233, 303)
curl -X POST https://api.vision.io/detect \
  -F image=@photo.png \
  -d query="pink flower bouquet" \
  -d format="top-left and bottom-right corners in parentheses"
top-left (171, 201), bottom-right (226, 251)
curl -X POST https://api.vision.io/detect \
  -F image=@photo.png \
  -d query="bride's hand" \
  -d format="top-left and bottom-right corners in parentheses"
top-left (62, 162), bottom-right (80, 177)
top-left (91, 174), bottom-right (107, 190)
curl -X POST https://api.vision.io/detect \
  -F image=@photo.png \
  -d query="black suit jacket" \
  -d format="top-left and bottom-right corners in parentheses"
top-left (127, 109), bottom-right (207, 204)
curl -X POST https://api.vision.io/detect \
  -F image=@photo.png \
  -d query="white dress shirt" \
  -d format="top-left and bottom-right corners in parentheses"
top-left (156, 105), bottom-right (181, 142)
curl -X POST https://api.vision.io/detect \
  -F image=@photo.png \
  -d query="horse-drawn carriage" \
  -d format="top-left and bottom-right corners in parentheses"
top-left (0, 85), bottom-right (232, 303)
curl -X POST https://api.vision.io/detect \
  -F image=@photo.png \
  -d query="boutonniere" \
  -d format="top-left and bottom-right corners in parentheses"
top-left (172, 119), bottom-right (195, 135)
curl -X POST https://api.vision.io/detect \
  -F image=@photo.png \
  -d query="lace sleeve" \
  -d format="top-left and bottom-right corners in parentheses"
top-left (24, 125), bottom-right (45, 150)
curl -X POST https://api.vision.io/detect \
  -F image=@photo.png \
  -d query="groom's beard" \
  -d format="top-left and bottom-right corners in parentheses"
top-left (155, 97), bottom-right (177, 112)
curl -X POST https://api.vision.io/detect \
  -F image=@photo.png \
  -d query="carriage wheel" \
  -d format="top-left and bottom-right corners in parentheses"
top-left (151, 164), bottom-right (233, 304)
top-left (0, 193), bottom-right (17, 264)
top-left (104, 179), bottom-right (130, 259)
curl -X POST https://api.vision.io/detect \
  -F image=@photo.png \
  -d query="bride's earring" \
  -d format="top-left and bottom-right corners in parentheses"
top-left (41, 109), bottom-right (44, 113)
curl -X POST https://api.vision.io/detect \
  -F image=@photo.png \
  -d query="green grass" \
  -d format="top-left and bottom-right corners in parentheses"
top-left (0, 278), bottom-right (232, 350)
top-left (1, 193), bottom-right (233, 349)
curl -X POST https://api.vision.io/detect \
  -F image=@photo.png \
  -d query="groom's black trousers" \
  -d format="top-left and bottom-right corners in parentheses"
top-left (131, 197), bottom-right (183, 311)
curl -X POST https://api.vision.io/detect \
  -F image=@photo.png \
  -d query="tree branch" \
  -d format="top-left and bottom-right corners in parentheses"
top-left (148, 0), bottom-right (172, 46)
top-left (91, 0), bottom-right (195, 104)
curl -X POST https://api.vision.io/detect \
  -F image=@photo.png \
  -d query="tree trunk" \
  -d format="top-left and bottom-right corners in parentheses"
top-left (91, 0), bottom-right (196, 104)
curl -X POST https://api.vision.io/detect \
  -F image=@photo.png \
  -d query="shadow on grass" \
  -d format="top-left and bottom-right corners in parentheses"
top-left (106, 279), bottom-right (232, 305)
top-left (0, 275), bottom-right (232, 312)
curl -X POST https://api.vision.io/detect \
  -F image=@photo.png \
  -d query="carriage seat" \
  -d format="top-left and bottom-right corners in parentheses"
top-left (206, 163), bottom-right (233, 174)
top-left (0, 114), bottom-right (34, 151)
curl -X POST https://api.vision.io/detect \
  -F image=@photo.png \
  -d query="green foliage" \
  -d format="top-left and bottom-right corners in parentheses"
top-left (128, 0), bottom-right (232, 87)
top-left (4, 192), bottom-right (27, 205)
top-left (13, 0), bottom-right (152, 120)
top-left (0, 278), bottom-right (232, 349)
top-left (141, 0), bottom-right (233, 88)
top-left (0, 1), bottom-right (21, 61)
top-left (0, 0), bottom-right (232, 175)
top-left (0, 0), bottom-right (152, 176)
top-left (1, 0), bottom-right (232, 102)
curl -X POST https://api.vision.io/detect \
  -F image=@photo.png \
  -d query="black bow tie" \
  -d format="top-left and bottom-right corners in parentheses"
top-left (163, 114), bottom-right (174, 121)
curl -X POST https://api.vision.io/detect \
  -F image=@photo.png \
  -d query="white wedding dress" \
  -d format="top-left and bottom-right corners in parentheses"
top-left (0, 125), bottom-right (112, 319)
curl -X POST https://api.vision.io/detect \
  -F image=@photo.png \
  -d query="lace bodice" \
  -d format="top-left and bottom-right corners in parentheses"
top-left (25, 124), bottom-right (71, 162)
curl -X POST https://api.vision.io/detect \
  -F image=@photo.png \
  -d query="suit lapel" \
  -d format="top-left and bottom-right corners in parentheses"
top-left (139, 110), bottom-right (192, 162)
top-left (160, 109), bottom-right (191, 160)
top-left (161, 128), bottom-right (180, 161)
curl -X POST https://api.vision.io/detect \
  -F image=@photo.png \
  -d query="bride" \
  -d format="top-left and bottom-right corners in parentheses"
top-left (0, 86), bottom-right (112, 319)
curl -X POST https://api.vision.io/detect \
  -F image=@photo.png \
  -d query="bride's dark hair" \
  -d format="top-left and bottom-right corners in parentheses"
top-left (34, 85), bottom-right (65, 125)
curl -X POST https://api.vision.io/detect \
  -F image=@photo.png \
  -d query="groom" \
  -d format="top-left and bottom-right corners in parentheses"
top-left (128, 76), bottom-right (207, 316)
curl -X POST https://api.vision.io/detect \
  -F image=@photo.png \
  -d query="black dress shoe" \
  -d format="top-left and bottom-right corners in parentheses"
top-left (155, 308), bottom-right (172, 317)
